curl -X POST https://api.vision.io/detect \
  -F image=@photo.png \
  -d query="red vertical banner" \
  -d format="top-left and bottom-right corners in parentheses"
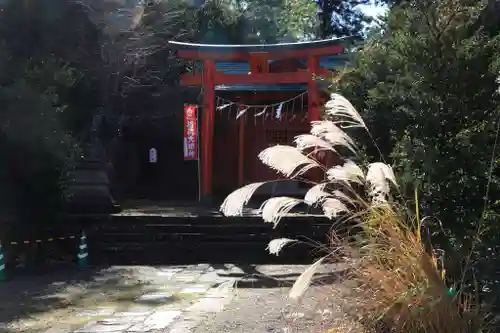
top-left (184, 105), bottom-right (198, 160)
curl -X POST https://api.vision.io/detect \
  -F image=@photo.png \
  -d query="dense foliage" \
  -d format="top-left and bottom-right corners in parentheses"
top-left (338, 0), bottom-right (500, 295)
top-left (315, 0), bottom-right (374, 38)
top-left (0, 0), bottom-right (97, 221)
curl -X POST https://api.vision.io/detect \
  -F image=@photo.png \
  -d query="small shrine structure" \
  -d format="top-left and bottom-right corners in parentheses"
top-left (169, 38), bottom-right (351, 203)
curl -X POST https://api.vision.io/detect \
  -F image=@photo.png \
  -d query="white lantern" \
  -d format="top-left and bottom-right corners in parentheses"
top-left (149, 148), bottom-right (157, 163)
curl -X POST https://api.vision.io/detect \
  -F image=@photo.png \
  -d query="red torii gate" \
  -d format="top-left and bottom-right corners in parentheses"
top-left (169, 38), bottom-right (348, 203)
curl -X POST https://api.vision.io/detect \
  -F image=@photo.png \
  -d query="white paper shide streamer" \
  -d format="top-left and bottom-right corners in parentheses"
top-left (215, 92), bottom-right (307, 122)
top-left (275, 102), bottom-right (283, 120)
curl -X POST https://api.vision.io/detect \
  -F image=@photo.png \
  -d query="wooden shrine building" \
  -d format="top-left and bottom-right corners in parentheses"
top-left (169, 38), bottom-right (351, 204)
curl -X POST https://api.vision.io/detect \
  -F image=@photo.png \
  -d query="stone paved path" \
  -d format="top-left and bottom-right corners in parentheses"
top-left (1, 264), bottom-right (347, 333)
top-left (71, 265), bottom-right (236, 333)
top-left (0, 264), bottom-right (237, 333)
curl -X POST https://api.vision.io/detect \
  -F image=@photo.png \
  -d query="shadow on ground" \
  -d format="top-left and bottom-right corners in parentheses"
top-left (212, 264), bottom-right (344, 289)
top-left (0, 266), bottom-right (160, 333)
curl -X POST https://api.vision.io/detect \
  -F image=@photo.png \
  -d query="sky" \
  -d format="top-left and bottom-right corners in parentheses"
top-left (358, 3), bottom-right (388, 18)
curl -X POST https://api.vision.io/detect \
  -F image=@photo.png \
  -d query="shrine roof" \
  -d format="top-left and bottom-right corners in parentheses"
top-left (213, 54), bottom-right (351, 91)
top-left (215, 55), bottom-right (350, 73)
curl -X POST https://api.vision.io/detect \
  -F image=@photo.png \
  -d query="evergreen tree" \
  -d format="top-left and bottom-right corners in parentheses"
top-left (315, 0), bottom-right (375, 38)
top-left (338, 0), bottom-right (500, 285)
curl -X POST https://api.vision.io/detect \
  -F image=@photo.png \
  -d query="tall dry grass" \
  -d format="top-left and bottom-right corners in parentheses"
top-left (333, 205), bottom-right (485, 333)
top-left (220, 93), bottom-right (489, 333)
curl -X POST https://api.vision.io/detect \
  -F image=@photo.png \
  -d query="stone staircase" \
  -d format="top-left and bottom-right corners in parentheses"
top-left (77, 212), bottom-right (333, 265)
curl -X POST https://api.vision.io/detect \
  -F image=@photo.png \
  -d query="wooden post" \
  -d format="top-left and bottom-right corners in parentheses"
top-left (238, 104), bottom-right (245, 186)
top-left (307, 56), bottom-right (320, 121)
top-left (201, 60), bottom-right (215, 204)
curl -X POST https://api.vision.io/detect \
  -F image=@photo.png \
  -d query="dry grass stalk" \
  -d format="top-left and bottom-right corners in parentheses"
top-left (335, 206), bottom-right (484, 333)
top-left (220, 93), bottom-right (488, 333)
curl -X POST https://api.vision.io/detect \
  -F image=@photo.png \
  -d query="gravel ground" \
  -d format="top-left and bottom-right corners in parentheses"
top-left (192, 265), bottom-right (365, 333)
top-left (192, 286), bottom-right (363, 333)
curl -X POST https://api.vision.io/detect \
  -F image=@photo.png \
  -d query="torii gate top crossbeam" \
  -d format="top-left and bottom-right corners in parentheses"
top-left (168, 37), bottom-right (351, 61)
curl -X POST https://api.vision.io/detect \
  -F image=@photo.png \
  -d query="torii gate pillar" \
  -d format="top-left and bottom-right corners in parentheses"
top-left (200, 60), bottom-right (215, 204)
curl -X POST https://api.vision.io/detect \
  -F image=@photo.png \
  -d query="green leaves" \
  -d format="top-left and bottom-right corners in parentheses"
top-left (338, 0), bottom-right (500, 261)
